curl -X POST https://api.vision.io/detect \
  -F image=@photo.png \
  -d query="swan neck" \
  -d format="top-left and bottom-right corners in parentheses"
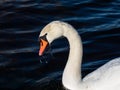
top-left (62, 27), bottom-right (83, 89)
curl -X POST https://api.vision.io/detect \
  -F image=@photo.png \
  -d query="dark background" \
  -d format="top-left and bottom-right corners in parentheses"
top-left (0, 0), bottom-right (120, 89)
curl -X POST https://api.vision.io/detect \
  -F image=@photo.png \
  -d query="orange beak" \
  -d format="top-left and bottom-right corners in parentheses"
top-left (39, 39), bottom-right (49, 56)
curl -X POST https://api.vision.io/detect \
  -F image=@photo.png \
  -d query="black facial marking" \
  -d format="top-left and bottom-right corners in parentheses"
top-left (38, 33), bottom-right (48, 42)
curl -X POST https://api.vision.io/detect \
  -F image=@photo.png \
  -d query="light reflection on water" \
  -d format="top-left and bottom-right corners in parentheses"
top-left (0, 0), bottom-right (120, 89)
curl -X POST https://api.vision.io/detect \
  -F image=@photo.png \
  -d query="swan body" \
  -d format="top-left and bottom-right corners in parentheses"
top-left (39, 21), bottom-right (120, 90)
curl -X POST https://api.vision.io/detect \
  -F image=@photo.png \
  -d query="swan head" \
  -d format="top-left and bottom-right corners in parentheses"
top-left (39, 21), bottom-right (64, 56)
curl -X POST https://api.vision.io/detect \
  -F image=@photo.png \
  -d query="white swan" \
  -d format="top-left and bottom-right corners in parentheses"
top-left (38, 21), bottom-right (120, 90)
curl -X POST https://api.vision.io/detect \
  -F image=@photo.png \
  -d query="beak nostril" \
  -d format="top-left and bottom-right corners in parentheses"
top-left (40, 40), bottom-right (43, 46)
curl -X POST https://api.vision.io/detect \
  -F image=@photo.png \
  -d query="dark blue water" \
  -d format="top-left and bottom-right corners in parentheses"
top-left (0, 0), bottom-right (120, 90)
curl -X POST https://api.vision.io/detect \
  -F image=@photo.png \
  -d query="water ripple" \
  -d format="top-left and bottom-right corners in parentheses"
top-left (0, 0), bottom-right (120, 89)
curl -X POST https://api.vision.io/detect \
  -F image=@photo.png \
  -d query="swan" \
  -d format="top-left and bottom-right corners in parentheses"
top-left (38, 21), bottom-right (120, 90)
